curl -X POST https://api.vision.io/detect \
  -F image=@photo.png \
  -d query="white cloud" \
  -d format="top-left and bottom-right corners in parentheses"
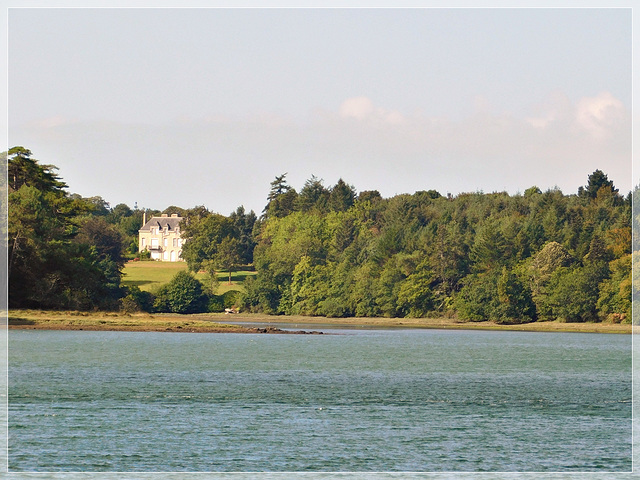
top-left (339, 97), bottom-right (374, 120)
top-left (575, 92), bottom-right (627, 140)
top-left (338, 96), bottom-right (406, 125)
top-left (525, 91), bottom-right (628, 142)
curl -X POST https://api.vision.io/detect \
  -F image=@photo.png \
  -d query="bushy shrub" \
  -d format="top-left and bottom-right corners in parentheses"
top-left (222, 290), bottom-right (240, 308)
top-left (138, 249), bottom-right (151, 260)
top-left (207, 295), bottom-right (225, 313)
top-left (120, 285), bottom-right (154, 313)
top-left (153, 271), bottom-right (207, 314)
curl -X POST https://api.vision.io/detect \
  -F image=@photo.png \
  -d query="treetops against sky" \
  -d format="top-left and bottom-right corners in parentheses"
top-left (8, 8), bottom-right (631, 216)
top-left (7, 145), bottom-right (633, 321)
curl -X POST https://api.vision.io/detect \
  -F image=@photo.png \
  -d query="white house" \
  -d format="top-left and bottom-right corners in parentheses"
top-left (138, 213), bottom-right (184, 261)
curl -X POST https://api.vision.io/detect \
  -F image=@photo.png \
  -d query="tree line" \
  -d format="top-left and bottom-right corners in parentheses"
top-left (240, 171), bottom-right (633, 324)
top-left (6, 146), bottom-right (256, 312)
top-left (6, 146), bottom-right (635, 323)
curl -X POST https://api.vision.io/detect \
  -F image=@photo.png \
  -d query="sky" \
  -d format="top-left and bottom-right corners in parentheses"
top-left (7, 6), bottom-right (633, 216)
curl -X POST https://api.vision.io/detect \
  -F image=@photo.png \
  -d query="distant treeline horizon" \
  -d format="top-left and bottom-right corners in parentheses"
top-left (6, 146), bottom-right (635, 324)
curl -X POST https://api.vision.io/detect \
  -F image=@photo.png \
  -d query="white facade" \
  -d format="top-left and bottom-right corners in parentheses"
top-left (138, 214), bottom-right (184, 261)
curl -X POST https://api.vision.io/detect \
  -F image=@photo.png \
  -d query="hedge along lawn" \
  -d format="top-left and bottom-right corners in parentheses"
top-left (122, 261), bottom-right (255, 293)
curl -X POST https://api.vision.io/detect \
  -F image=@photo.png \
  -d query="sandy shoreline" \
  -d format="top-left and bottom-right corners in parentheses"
top-left (6, 310), bottom-right (633, 334)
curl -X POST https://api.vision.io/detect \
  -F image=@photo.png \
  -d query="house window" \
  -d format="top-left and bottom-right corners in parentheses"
top-left (151, 238), bottom-right (159, 248)
top-left (173, 238), bottom-right (178, 247)
top-left (141, 238), bottom-right (146, 247)
top-left (164, 238), bottom-right (168, 247)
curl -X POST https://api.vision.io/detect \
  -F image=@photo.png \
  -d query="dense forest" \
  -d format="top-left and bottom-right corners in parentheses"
top-left (6, 146), bottom-right (635, 324)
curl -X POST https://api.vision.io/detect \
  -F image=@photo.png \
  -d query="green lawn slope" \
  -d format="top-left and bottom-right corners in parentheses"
top-left (121, 261), bottom-right (254, 294)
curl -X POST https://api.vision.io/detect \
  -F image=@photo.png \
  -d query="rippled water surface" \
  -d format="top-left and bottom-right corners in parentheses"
top-left (8, 328), bottom-right (631, 472)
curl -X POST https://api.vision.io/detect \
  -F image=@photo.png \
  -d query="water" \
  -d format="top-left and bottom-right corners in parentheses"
top-left (8, 328), bottom-right (631, 472)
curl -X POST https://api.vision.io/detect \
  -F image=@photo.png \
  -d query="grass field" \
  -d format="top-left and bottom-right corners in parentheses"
top-left (121, 261), bottom-right (255, 293)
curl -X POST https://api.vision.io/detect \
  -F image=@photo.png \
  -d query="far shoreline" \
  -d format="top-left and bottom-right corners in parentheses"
top-left (200, 312), bottom-right (633, 334)
top-left (6, 310), bottom-right (633, 335)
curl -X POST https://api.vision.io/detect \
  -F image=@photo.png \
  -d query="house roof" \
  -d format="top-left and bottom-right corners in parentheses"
top-left (139, 215), bottom-right (183, 232)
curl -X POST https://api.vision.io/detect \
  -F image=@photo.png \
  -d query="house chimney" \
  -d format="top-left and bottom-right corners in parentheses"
top-left (142, 212), bottom-right (146, 227)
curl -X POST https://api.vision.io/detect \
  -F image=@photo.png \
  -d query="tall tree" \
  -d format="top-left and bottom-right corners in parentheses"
top-left (329, 178), bottom-right (356, 212)
top-left (578, 169), bottom-right (618, 200)
top-left (230, 206), bottom-right (257, 264)
top-left (297, 175), bottom-right (329, 212)
top-left (263, 173), bottom-right (297, 219)
top-left (7, 148), bottom-right (125, 309)
top-left (215, 237), bottom-right (242, 284)
top-left (8, 146), bottom-right (67, 194)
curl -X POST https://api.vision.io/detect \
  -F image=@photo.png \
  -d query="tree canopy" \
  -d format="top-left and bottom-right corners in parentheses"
top-left (241, 171), bottom-right (631, 323)
top-left (6, 147), bottom-right (632, 323)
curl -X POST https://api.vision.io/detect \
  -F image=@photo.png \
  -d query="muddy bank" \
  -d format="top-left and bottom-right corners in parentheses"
top-left (7, 310), bottom-right (324, 334)
top-left (6, 310), bottom-right (632, 334)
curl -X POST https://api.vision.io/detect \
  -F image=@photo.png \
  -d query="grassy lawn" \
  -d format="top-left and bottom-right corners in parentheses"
top-left (121, 261), bottom-right (254, 293)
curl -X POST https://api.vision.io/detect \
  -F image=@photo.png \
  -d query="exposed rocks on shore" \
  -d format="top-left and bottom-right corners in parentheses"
top-left (248, 326), bottom-right (323, 335)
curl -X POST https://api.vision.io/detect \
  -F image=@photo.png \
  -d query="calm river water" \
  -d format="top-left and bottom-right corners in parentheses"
top-left (8, 328), bottom-right (631, 473)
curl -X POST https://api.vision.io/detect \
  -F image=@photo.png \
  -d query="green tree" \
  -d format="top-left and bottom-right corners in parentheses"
top-left (329, 178), bottom-right (356, 212)
top-left (75, 217), bottom-right (125, 267)
top-left (470, 222), bottom-right (508, 272)
top-left (529, 241), bottom-right (574, 292)
top-left (597, 255), bottom-right (631, 321)
top-left (357, 190), bottom-right (382, 204)
top-left (120, 285), bottom-right (154, 313)
top-left (244, 169), bottom-right (629, 322)
top-left (578, 169), bottom-right (620, 202)
top-left (8, 146), bottom-right (67, 193)
top-left (180, 213), bottom-right (237, 272)
top-left (454, 271), bottom-right (502, 322)
top-left (263, 173), bottom-right (297, 219)
top-left (396, 262), bottom-right (435, 317)
top-left (545, 263), bottom-right (608, 322)
top-left (583, 235), bottom-right (610, 264)
top-left (229, 205), bottom-right (257, 264)
top-left (297, 175), bottom-right (329, 213)
top-left (6, 147), bottom-right (133, 310)
top-left (155, 271), bottom-right (206, 314)
top-left (110, 203), bottom-right (133, 221)
top-left (496, 266), bottom-right (536, 323)
top-left (215, 236), bottom-right (242, 285)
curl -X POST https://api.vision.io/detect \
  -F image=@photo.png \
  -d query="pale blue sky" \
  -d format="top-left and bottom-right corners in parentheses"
top-left (8, 7), bottom-right (633, 215)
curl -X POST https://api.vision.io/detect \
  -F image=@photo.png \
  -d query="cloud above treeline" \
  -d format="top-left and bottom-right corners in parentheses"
top-left (13, 91), bottom-right (631, 214)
